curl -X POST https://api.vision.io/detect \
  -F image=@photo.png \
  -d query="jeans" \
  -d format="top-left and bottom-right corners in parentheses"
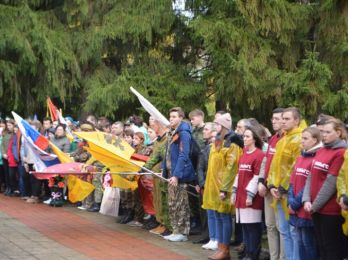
top-left (277, 201), bottom-right (293, 260)
top-left (214, 211), bottom-right (232, 245)
top-left (8, 166), bottom-right (18, 192)
top-left (289, 225), bottom-right (317, 260)
top-left (207, 210), bottom-right (217, 240)
top-left (242, 223), bottom-right (262, 256)
top-left (18, 163), bottom-right (30, 196)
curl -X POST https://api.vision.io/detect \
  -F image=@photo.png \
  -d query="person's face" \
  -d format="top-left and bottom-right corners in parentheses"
top-left (169, 112), bottom-right (182, 129)
top-left (322, 123), bottom-right (340, 144)
top-left (55, 126), bottom-right (65, 137)
top-left (214, 113), bottom-right (222, 121)
top-left (282, 112), bottom-right (299, 132)
top-left (86, 116), bottom-right (96, 126)
top-left (43, 120), bottom-right (52, 130)
top-left (13, 126), bottom-right (19, 134)
top-left (111, 124), bottom-right (123, 136)
top-left (235, 121), bottom-right (246, 135)
top-left (124, 135), bottom-right (133, 145)
top-left (317, 125), bottom-right (325, 137)
top-left (148, 128), bottom-right (157, 141)
top-left (301, 131), bottom-right (318, 151)
top-left (271, 112), bottom-right (283, 132)
top-left (30, 123), bottom-right (38, 131)
top-left (133, 135), bottom-right (142, 146)
top-left (215, 123), bottom-right (222, 134)
top-left (6, 122), bottom-right (14, 132)
top-left (243, 129), bottom-right (255, 148)
top-left (52, 121), bottom-right (59, 128)
top-left (149, 116), bottom-right (156, 128)
top-left (190, 115), bottom-right (203, 127)
top-left (203, 126), bottom-right (214, 140)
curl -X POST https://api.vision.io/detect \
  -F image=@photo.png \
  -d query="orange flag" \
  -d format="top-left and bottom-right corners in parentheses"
top-left (47, 97), bottom-right (58, 121)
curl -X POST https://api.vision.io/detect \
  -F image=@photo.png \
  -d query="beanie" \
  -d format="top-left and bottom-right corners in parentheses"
top-left (214, 113), bottom-right (232, 130)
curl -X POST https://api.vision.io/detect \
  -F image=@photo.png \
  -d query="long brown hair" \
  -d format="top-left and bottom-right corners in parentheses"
top-left (244, 126), bottom-right (263, 150)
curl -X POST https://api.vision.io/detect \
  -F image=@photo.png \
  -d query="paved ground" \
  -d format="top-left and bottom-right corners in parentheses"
top-left (0, 195), bottom-right (233, 260)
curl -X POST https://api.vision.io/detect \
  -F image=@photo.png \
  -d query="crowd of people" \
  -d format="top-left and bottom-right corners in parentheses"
top-left (1, 106), bottom-right (348, 260)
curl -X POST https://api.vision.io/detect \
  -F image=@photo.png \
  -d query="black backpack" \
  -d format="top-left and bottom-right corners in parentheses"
top-left (190, 137), bottom-right (202, 171)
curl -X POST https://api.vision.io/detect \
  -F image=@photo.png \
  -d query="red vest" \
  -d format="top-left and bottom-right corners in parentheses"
top-left (290, 155), bottom-right (314, 219)
top-left (235, 148), bottom-right (264, 210)
top-left (264, 134), bottom-right (282, 183)
top-left (310, 147), bottom-right (345, 215)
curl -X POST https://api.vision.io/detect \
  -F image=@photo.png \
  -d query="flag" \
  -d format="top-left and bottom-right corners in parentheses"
top-left (74, 131), bottom-right (145, 190)
top-left (47, 97), bottom-right (59, 121)
top-left (12, 111), bottom-right (60, 171)
top-left (130, 87), bottom-right (170, 127)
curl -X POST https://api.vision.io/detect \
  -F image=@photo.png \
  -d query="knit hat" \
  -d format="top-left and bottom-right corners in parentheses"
top-left (214, 113), bottom-right (232, 130)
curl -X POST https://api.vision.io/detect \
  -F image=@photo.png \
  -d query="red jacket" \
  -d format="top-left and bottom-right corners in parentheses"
top-left (235, 148), bottom-right (264, 210)
top-left (289, 154), bottom-right (314, 220)
top-left (7, 136), bottom-right (17, 167)
top-left (310, 147), bottom-right (345, 215)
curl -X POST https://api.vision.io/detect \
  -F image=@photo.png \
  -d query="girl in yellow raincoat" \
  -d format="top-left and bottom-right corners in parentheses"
top-left (202, 113), bottom-right (243, 260)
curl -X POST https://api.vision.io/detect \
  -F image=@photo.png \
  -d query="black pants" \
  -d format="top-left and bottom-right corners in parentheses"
top-left (3, 159), bottom-right (10, 189)
top-left (0, 165), bottom-right (4, 190)
top-left (312, 213), bottom-right (348, 260)
top-left (30, 165), bottom-right (42, 197)
top-left (8, 166), bottom-right (18, 192)
top-left (242, 223), bottom-right (262, 257)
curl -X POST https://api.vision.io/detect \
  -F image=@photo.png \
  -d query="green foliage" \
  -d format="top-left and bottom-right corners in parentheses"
top-left (0, 0), bottom-right (348, 124)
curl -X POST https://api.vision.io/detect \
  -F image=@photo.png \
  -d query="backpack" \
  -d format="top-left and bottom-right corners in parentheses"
top-left (190, 137), bottom-right (202, 171)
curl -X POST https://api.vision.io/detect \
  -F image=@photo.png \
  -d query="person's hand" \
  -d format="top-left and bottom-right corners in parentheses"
top-left (231, 193), bottom-right (236, 205)
top-left (24, 163), bottom-right (29, 173)
top-left (195, 185), bottom-right (200, 193)
top-left (304, 202), bottom-right (312, 213)
top-left (339, 197), bottom-right (348, 211)
top-left (246, 197), bottom-right (252, 207)
top-left (270, 188), bottom-right (280, 200)
top-left (2, 154), bottom-right (7, 159)
top-left (288, 205), bottom-right (295, 214)
top-left (219, 192), bottom-right (226, 200)
top-left (169, 176), bottom-right (178, 187)
top-left (258, 183), bottom-right (267, 197)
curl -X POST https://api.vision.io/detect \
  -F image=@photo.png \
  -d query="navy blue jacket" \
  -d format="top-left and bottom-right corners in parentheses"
top-left (162, 121), bottom-right (196, 183)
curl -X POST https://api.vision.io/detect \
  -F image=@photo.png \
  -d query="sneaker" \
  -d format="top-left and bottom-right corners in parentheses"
top-left (163, 233), bottom-right (175, 240)
top-left (27, 196), bottom-right (39, 204)
top-left (167, 234), bottom-right (188, 242)
top-left (127, 221), bottom-right (143, 227)
top-left (77, 206), bottom-right (88, 210)
top-left (149, 225), bottom-right (166, 235)
top-left (21, 196), bottom-right (30, 200)
top-left (43, 198), bottom-right (52, 205)
top-left (202, 240), bottom-right (218, 250)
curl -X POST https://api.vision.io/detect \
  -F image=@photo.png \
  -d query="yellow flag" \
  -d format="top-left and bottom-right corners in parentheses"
top-left (49, 141), bottom-right (73, 163)
top-left (74, 132), bottom-right (144, 173)
top-left (67, 175), bottom-right (95, 203)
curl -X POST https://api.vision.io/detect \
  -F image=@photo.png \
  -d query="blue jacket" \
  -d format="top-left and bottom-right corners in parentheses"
top-left (163, 121), bottom-right (196, 183)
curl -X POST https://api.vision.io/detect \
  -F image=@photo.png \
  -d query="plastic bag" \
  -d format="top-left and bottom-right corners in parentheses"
top-left (99, 187), bottom-right (120, 217)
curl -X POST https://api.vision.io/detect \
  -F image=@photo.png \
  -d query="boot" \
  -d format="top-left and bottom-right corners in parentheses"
top-left (120, 209), bottom-right (134, 224)
top-left (208, 243), bottom-right (230, 260)
top-left (87, 203), bottom-right (101, 212)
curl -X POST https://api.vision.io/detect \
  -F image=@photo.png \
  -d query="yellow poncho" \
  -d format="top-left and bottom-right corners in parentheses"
top-left (267, 121), bottom-right (306, 217)
top-left (337, 150), bottom-right (348, 236)
top-left (202, 141), bottom-right (242, 214)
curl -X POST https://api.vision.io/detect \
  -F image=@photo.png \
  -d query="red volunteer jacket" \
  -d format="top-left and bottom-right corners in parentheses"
top-left (310, 147), bottom-right (345, 215)
top-left (235, 148), bottom-right (264, 210)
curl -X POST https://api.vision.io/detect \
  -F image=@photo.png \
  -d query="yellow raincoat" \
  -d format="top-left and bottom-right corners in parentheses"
top-left (267, 121), bottom-right (306, 217)
top-left (202, 140), bottom-right (242, 214)
top-left (337, 150), bottom-right (348, 236)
